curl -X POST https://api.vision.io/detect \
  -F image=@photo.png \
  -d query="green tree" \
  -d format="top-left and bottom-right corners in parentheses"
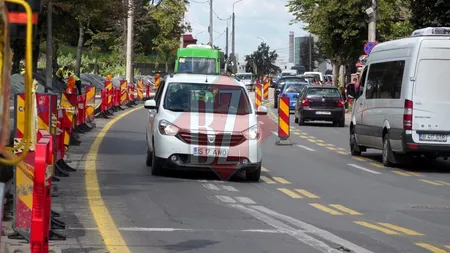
top-left (409, 0), bottom-right (450, 28)
top-left (150, 0), bottom-right (190, 72)
top-left (244, 42), bottom-right (280, 76)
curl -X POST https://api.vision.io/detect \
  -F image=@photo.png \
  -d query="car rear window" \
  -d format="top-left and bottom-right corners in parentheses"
top-left (307, 88), bottom-right (341, 98)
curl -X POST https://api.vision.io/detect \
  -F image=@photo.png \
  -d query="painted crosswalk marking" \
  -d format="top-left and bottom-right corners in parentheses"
top-left (215, 196), bottom-right (256, 204)
top-left (202, 184), bottom-right (239, 192)
top-left (278, 188), bottom-right (320, 199)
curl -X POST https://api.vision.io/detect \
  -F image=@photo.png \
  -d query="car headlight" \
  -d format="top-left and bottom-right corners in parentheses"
top-left (242, 124), bottom-right (260, 140)
top-left (158, 120), bottom-right (180, 136)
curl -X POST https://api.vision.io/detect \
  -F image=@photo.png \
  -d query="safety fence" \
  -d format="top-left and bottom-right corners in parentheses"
top-left (4, 77), bottom-right (156, 253)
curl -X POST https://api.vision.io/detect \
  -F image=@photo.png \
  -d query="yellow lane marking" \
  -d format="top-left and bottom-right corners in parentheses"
top-left (85, 106), bottom-right (143, 253)
top-left (420, 179), bottom-right (444, 186)
top-left (407, 172), bottom-right (422, 177)
top-left (415, 243), bottom-right (448, 253)
top-left (300, 136), bottom-right (308, 139)
top-left (353, 157), bottom-right (369, 162)
top-left (308, 139), bottom-right (317, 143)
top-left (316, 139), bottom-right (325, 143)
top-left (261, 176), bottom-right (276, 184)
top-left (309, 203), bottom-right (343, 215)
top-left (295, 189), bottom-right (320, 198)
top-left (337, 147), bottom-right (346, 151)
top-left (445, 246), bottom-right (450, 249)
top-left (325, 144), bottom-right (334, 147)
top-left (261, 167), bottom-right (269, 172)
top-left (278, 188), bottom-right (302, 198)
top-left (353, 221), bottom-right (399, 235)
top-left (327, 147), bottom-right (337, 151)
top-left (329, 204), bottom-right (362, 215)
top-left (435, 180), bottom-right (450, 186)
top-left (370, 163), bottom-right (385, 168)
top-left (377, 223), bottom-right (423, 235)
top-left (393, 171), bottom-right (412, 176)
top-left (273, 177), bottom-right (291, 184)
top-left (337, 151), bottom-right (348, 155)
top-left (317, 143), bottom-right (327, 147)
top-left (294, 132), bottom-right (302, 135)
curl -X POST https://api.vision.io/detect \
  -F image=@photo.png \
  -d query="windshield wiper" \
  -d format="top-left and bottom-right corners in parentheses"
top-left (167, 108), bottom-right (187, 112)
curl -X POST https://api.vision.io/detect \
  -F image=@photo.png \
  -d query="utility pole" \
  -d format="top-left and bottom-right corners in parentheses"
top-left (368, 0), bottom-right (377, 42)
top-left (126, 0), bottom-right (134, 85)
top-left (309, 34), bottom-right (312, 71)
top-left (209, 0), bottom-right (213, 46)
top-left (45, 0), bottom-right (53, 91)
top-left (225, 27), bottom-right (229, 57)
top-left (231, 12), bottom-right (235, 57)
top-left (180, 0), bottom-right (184, 48)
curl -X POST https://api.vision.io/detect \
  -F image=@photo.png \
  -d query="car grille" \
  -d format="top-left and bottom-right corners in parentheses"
top-left (177, 132), bottom-right (245, 147)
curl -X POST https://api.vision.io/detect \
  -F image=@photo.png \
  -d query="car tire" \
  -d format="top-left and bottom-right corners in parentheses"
top-left (246, 163), bottom-right (261, 182)
top-left (350, 128), bottom-right (362, 156)
top-left (151, 143), bottom-right (163, 176)
top-left (382, 133), bottom-right (397, 167)
top-left (146, 148), bottom-right (153, 166)
top-left (294, 115), bottom-right (299, 123)
top-left (338, 119), bottom-right (345, 127)
top-left (298, 114), bottom-right (305, 125)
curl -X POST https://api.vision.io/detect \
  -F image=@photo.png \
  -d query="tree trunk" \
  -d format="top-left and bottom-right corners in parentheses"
top-left (75, 20), bottom-right (84, 77)
top-left (11, 39), bottom-right (25, 74)
top-left (332, 63), bottom-right (339, 87)
top-left (339, 65), bottom-right (345, 87)
top-left (52, 42), bottom-right (59, 74)
top-left (165, 61), bottom-right (168, 72)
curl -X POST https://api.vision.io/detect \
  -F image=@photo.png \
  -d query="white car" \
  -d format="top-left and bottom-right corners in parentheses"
top-left (144, 73), bottom-right (268, 181)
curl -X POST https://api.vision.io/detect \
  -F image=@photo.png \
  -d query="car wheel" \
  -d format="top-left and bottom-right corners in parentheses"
top-left (350, 129), bottom-right (362, 156)
top-left (246, 163), bottom-right (261, 182)
top-left (151, 143), bottom-right (163, 176)
top-left (294, 115), bottom-right (299, 123)
top-left (298, 114), bottom-right (305, 125)
top-left (338, 119), bottom-right (345, 127)
top-left (146, 148), bottom-right (153, 166)
top-left (382, 133), bottom-right (396, 167)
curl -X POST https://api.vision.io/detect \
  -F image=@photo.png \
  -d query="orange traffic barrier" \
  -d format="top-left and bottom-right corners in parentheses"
top-left (85, 85), bottom-right (96, 123)
top-left (263, 75), bottom-right (269, 100)
top-left (120, 80), bottom-right (128, 105)
top-left (255, 83), bottom-right (262, 109)
top-left (276, 96), bottom-right (291, 145)
top-left (137, 79), bottom-right (144, 101)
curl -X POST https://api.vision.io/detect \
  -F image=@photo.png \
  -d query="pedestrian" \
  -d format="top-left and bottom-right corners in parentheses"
top-left (67, 71), bottom-right (82, 95)
top-left (55, 66), bottom-right (68, 82)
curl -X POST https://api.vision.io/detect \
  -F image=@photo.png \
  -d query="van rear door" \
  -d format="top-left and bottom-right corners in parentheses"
top-left (412, 38), bottom-right (450, 144)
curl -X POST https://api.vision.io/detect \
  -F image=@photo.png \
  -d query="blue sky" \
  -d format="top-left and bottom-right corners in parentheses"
top-left (185, 0), bottom-right (308, 62)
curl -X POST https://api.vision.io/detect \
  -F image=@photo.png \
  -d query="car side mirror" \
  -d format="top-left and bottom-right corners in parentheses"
top-left (144, 99), bottom-right (157, 110)
top-left (275, 89), bottom-right (281, 94)
top-left (293, 93), bottom-right (300, 98)
top-left (256, 106), bottom-right (268, 115)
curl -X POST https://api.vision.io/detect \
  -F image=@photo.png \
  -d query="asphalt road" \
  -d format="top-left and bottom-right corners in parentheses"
top-left (56, 93), bottom-right (450, 253)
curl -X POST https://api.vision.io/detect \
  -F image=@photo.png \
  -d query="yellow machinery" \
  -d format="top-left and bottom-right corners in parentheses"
top-left (0, 0), bottom-right (35, 165)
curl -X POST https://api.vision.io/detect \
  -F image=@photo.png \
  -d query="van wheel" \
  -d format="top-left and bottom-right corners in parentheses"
top-left (382, 133), bottom-right (397, 167)
top-left (350, 129), bottom-right (362, 156)
top-left (146, 148), bottom-right (153, 166)
top-left (246, 163), bottom-right (261, 182)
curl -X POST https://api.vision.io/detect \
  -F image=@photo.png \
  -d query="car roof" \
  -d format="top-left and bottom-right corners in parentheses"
top-left (307, 85), bottom-right (338, 89)
top-left (167, 73), bottom-right (240, 86)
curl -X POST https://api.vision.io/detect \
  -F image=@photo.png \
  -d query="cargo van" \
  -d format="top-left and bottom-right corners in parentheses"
top-left (350, 27), bottom-right (450, 166)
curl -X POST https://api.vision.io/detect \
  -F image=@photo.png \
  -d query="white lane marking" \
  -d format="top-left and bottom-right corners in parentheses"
top-left (296, 145), bottom-right (316, 152)
top-left (203, 183), bottom-right (220, 190)
top-left (272, 131), bottom-right (278, 136)
top-left (231, 204), bottom-right (343, 253)
top-left (235, 197), bottom-right (256, 204)
top-left (222, 185), bottom-right (239, 192)
top-left (197, 180), bottom-right (208, 183)
top-left (198, 180), bottom-right (224, 183)
top-left (251, 205), bottom-right (374, 253)
top-left (69, 227), bottom-right (282, 233)
top-left (348, 164), bottom-right (381, 175)
top-left (216, 195), bottom-right (236, 203)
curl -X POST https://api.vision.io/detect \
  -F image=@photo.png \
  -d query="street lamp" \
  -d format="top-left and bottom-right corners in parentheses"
top-left (232, 0), bottom-right (243, 58)
top-left (257, 36), bottom-right (265, 43)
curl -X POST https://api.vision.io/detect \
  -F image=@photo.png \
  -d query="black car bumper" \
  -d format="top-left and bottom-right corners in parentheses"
top-left (301, 108), bottom-right (345, 122)
top-left (402, 133), bottom-right (450, 156)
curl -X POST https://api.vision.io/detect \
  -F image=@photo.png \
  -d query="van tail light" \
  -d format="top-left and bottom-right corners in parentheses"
top-left (301, 99), bottom-right (309, 107)
top-left (403, 99), bottom-right (413, 130)
top-left (337, 99), bottom-right (345, 108)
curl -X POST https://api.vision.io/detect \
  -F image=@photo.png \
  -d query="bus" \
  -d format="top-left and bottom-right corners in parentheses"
top-left (174, 45), bottom-right (226, 74)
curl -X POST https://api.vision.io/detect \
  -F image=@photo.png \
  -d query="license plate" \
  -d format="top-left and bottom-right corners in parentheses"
top-left (419, 134), bottom-right (447, 142)
top-left (315, 111), bottom-right (331, 115)
top-left (192, 147), bottom-right (228, 157)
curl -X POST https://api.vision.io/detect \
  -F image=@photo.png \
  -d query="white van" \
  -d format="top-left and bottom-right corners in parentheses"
top-left (304, 72), bottom-right (324, 83)
top-left (350, 27), bottom-right (450, 166)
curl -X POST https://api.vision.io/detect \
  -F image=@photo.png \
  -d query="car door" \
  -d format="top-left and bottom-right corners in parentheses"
top-left (148, 81), bottom-right (165, 149)
top-left (353, 67), bottom-right (369, 145)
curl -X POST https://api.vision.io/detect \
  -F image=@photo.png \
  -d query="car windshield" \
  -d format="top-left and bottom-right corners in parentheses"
top-left (284, 83), bottom-right (308, 93)
top-left (177, 57), bottom-right (216, 74)
top-left (278, 77), bottom-right (306, 87)
top-left (307, 88), bottom-right (341, 98)
top-left (236, 74), bottom-right (252, 80)
top-left (164, 83), bottom-right (252, 115)
top-left (304, 74), bottom-right (321, 83)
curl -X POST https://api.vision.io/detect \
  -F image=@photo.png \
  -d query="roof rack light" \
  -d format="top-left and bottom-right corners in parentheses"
top-left (410, 27), bottom-right (450, 37)
top-left (186, 44), bottom-right (213, 49)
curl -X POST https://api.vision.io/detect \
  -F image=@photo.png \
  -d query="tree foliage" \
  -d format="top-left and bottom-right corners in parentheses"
top-left (244, 42), bottom-right (280, 76)
top-left (409, 0), bottom-right (450, 29)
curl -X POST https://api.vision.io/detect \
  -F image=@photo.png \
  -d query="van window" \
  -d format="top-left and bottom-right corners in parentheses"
top-left (415, 59), bottom-right (450, 102)
top-left (365, 61), bottom-right (404, 99)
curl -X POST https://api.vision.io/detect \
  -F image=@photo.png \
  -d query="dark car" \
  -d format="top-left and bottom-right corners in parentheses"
top-left (277, 81), bottom-right (310, 111)
top-left (294, 86), bottom-right (345, 127)
top-left (274, 76), bottom-right (308, 108)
